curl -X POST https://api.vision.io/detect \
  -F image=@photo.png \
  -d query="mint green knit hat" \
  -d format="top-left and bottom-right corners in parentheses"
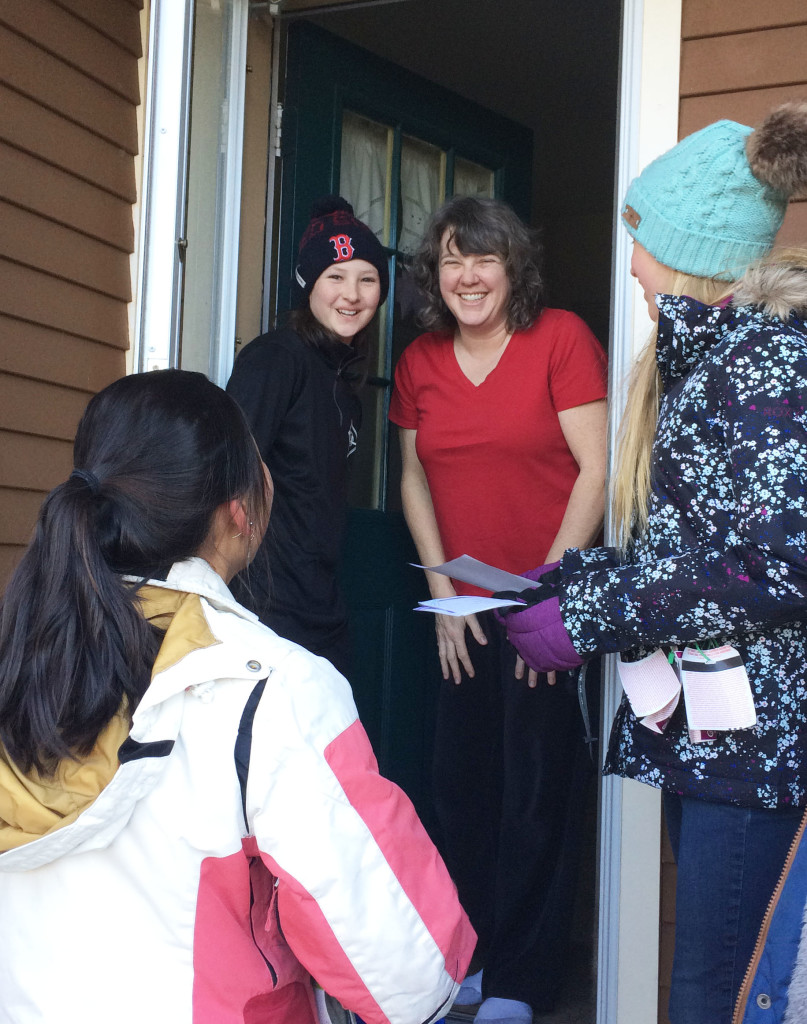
top-left (621, 104), bottom-right (807, 281)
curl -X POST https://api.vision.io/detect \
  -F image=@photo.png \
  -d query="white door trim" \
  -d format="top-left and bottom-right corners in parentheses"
top-left (598, 1), bottom-right (682, 1021)
top-left (133, 0), bottom-right (249, 384)
top-left (211, 0), bottom-right (249, 386)
top-left (132, 0), bottom-right (195, 373)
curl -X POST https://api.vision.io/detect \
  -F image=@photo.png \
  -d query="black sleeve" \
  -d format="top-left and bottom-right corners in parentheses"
top-left (226, 335), bottom-right (304, 460)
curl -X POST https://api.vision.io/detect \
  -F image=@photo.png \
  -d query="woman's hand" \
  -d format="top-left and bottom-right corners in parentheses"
top-left (506, 596), bottom-right (583, 674)
top-left (514, 656), bottom-right (556, 688)
top-left (398, 428), bottom-right (490, 684)
top-left (436, 612), bottom-right (487, 684)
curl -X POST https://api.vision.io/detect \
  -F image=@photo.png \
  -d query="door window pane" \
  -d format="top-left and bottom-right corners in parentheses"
top-left (340, 111), bottom-right (391, 245)
top-left (399, 134), bottom-right (445, 255)
top-left (454, 156), bottom-right (494, 198)
top-left (347, 377), bottom-right (385, 510)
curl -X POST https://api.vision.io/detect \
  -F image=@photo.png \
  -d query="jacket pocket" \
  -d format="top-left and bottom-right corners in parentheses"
top-left (244, 837), bottom-right (308, 989)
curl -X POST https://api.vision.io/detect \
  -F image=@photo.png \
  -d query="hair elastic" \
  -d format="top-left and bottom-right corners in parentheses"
top-left (70, 468), bottom-right (101, 496)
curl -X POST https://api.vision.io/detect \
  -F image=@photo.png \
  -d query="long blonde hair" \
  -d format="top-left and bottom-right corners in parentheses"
top-left (611, 272), bottom-right (733, 551)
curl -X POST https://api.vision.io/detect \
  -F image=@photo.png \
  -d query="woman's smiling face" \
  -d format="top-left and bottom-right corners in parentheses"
top-left (438, 231), bottom-right (511, 334)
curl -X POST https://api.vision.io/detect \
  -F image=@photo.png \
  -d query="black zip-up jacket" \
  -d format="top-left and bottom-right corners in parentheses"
top-left (226, 327), bottom-right (361, 660)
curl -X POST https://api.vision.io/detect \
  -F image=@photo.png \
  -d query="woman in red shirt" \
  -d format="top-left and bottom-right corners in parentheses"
top-left (389, 196), bottom-right (607, 1024)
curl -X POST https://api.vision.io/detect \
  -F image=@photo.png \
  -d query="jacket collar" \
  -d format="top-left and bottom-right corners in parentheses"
top-left (654, 259), bottom-right (807, 391)
top-left (135, 557), bottom-right (258, 621)
top-left (316, 333), bottom-right (363, 378)
top-left (654, 294), bottom-right (739, 390)
top-left (131, 558), bottom-right (276, 713)
top-left (732, 260), bottom-right (807, 321)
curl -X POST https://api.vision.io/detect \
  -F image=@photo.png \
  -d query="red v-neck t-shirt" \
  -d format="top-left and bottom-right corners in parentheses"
top-left (389, 308), bottom-right (608, 594)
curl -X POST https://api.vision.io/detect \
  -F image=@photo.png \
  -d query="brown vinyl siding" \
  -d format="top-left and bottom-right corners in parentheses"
top-left (679, 1), bottom-right (807, 249)
top-left (0, 0), bottom-right (141, 105)
top-left (0, 0), bottom-right (143, 587)
top-left (659, 4), bottom-right (807, 1021)
top-left (681, 0), bottom-right (807, 39)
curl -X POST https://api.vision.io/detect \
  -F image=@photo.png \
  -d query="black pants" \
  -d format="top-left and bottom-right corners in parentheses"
top-left (432, 619), bottom-right (597, 1012)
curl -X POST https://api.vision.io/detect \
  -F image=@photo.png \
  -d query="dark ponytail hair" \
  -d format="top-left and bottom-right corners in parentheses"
top-left (0, 369), bottom-right (269, 775)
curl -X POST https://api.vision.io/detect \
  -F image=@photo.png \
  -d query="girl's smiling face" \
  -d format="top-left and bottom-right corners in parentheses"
top-left (308, 259), bottom-right (381, 342)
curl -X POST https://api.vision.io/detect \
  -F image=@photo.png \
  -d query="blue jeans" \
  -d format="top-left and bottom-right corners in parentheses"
top-left (663, 793), bottom-right (801, 1024)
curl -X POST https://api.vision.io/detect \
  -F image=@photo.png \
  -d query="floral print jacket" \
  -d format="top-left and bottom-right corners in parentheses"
top-left (559, 262), bottom-right (807, 808)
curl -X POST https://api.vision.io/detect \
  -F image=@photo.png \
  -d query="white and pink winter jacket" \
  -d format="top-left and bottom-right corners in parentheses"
top-left (0, 558), bottom-right (475, 1024)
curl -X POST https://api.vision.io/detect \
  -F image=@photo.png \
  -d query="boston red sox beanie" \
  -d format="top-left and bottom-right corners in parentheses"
top-left (294, 196), bottom-right (389, 306)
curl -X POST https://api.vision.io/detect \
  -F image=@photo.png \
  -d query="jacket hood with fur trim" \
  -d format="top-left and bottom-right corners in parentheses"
top-left (733, 258), bottom-right (807, 321)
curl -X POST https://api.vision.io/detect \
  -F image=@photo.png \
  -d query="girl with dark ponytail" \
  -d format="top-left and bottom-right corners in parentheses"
top-left (0, 369), bottom-right (473, 1024)
top-left (0, 368), bottom-right (269, 774)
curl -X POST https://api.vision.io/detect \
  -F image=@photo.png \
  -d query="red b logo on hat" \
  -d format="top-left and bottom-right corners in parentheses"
top-left (330, 234), bottom-right (355, 262)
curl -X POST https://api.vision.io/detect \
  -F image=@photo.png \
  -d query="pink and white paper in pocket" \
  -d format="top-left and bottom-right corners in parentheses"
top-left (617, 645), bottom-right (757, 742)
top-left (677, 645), bottom-right (756, 743)
top-left (617, 649), bottom-right (682, 734)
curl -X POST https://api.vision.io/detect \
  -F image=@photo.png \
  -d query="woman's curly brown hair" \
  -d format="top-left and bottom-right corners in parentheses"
top-left (413, 195), bottom-right (544, 332)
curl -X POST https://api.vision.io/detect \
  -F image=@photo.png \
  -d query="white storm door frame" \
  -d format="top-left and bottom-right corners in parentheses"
top-left (133, 0), bottom-right (248, 385)
top-left (133, 0), bottom-right (195, 372)
top-left (598, 1), bottom-right (682, 1022)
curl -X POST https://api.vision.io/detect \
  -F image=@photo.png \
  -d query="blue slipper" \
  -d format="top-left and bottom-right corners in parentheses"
top-left (474, 996), bottom-right (532, 1023)
top-left (455, 968), bottom-right (484, 1006)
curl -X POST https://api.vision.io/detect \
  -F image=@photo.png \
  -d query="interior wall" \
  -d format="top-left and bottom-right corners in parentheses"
top-left (533, 105), bottom-right (619, 348)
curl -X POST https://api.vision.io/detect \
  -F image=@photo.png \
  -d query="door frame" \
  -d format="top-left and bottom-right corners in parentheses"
top-left (133, 0), bottom-right (195, 373)
top-left (133, 0), bottom-right (249, 385)
top-left (601, 1), bottom-right (682, 1021)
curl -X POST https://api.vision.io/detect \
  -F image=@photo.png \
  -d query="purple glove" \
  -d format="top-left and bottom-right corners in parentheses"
top-left (491, 560), bottom-right (562, 624)
top-left (504, 596), bottom-right (583, 674)
top-left (523, 560), bottom-right (561, 583)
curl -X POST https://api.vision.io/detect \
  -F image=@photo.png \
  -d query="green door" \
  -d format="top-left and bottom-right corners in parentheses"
top-left (277, 21), bottom-right (532, 826)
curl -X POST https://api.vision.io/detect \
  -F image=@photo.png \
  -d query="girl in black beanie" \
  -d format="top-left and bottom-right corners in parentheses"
top-left (227, 197), bottom-right (388, 677)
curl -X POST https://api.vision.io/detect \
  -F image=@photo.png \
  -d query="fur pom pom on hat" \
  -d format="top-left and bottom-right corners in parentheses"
top-left (621, 102), bottom-right (807, 281)
top-left (746, 101), bottom-right (807, 197)
top-left (293, 195), bottom-right (389, 306)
